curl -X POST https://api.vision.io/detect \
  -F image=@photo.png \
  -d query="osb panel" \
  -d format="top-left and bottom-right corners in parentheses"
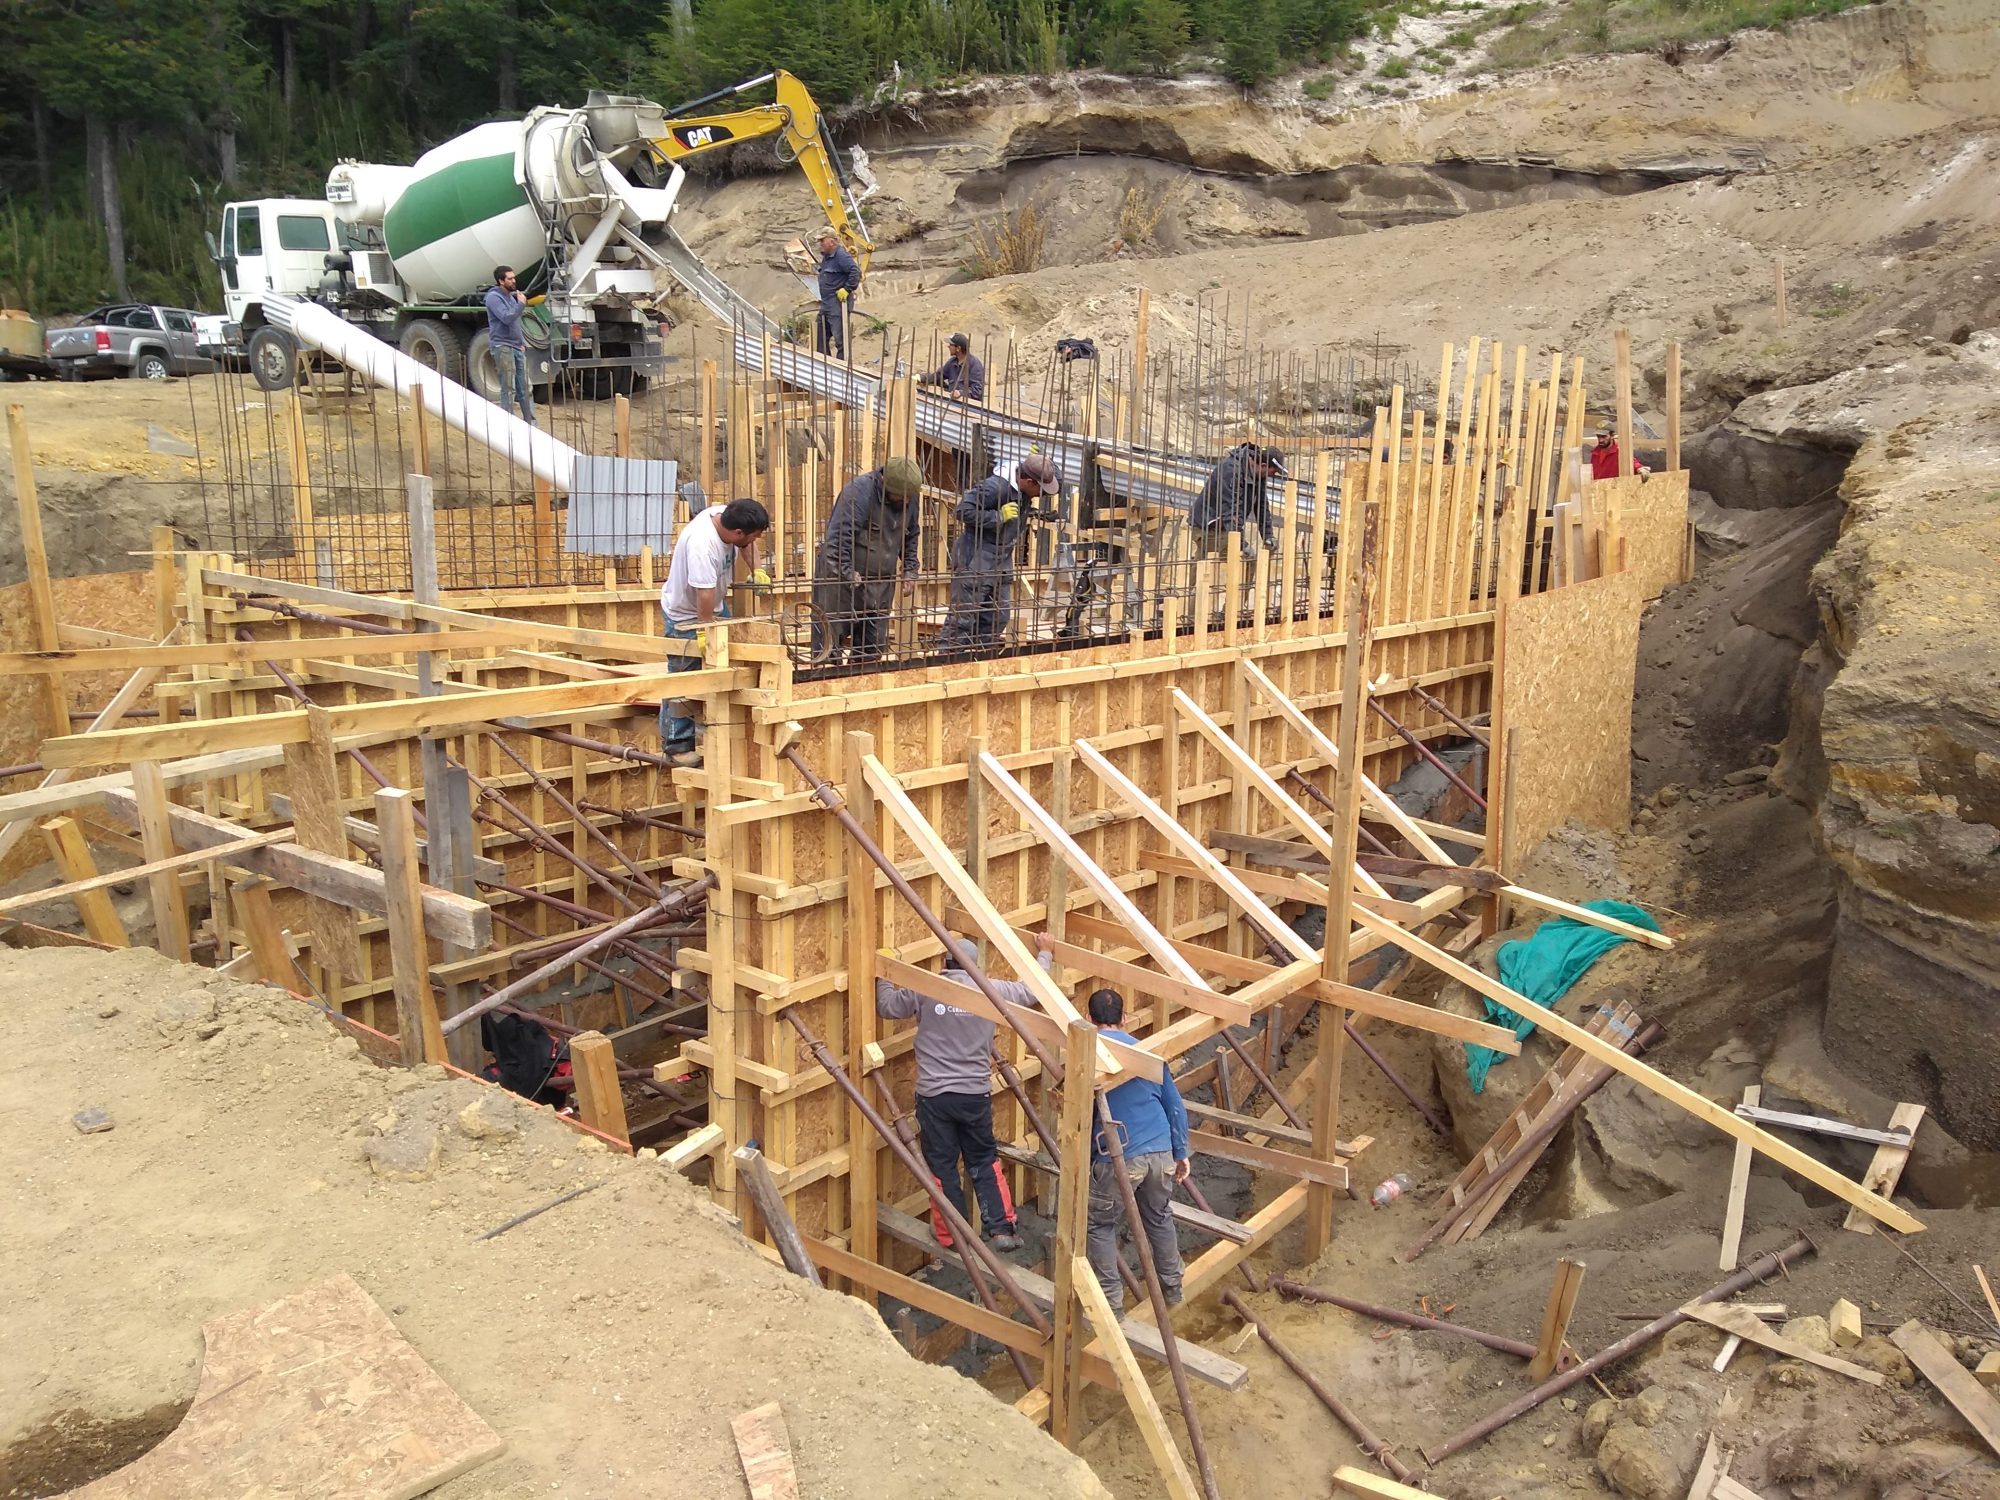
top-left (1606, 469), bottom-right (1691, 601)
top-left (1501, 568), bottom-right (1643, 860)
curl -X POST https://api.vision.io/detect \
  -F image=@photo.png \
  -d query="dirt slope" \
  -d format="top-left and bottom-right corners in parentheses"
top-left (0, 946), bottom-right (1109, 1500)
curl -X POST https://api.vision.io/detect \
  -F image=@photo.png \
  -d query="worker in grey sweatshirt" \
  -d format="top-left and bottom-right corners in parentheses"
top-left (876, 932), bottom-right (1055, 1252)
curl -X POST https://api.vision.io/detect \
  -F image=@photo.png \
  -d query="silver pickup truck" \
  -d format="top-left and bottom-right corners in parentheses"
top-left (44, 304), bottom-right (218, 380)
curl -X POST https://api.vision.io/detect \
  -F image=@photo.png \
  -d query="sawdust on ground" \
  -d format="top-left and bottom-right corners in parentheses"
top-left (0, 945), bottom-right (1109, 1500)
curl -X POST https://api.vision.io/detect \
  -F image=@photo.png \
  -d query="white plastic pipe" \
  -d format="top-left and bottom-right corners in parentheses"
top-left (264, 296), bottom-right (579, 493)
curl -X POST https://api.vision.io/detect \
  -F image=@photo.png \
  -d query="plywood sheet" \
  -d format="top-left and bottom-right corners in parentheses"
top-left (1597, 470), bottom-right (1689, 601)
top-left (1501, 568), bottom-right (1643, 859)
top-left (67, 1272), bottom-right (504, 1500)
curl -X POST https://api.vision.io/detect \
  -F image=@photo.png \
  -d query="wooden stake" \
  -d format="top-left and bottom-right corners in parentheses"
top-left (1842, 1101), bottom-right (1924, 1234)
top-left (231, 875), bottom-right (294, 989)
top-left (1614, 327), bottom-right (1634, 484)
top-left (39, 816), bottom-right (128, 946)
top-left (376, 786), bottom-right (445, 1066)
top-left (1665, 341), bottom-right (1682, 475)
top-left (572, 1030), bottom-right (631, 1145)
top-left (129, 759), bottom-right (191, 962)
top-left (1073, 1255), bottom-right (1201, 1500)
top-left (1528, 1257), bottom-right (1586, 1381)
top-left (735, 1145), bottom-right (822, 1285)
top-left (282, 702), bottom-right (364, 979)
top-left (1130, 287), bottom-right (1151, 446)
top-left (7, 404), bottom-right (72, 740)
top-left (1049, 1020), bottom-right (1098, 1448)
top-left (1719, 1084), bottom-right (1759, 1270)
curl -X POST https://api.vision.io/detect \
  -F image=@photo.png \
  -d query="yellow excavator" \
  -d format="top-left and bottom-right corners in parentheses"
top-left (648, 69), bottom-right (875, 276)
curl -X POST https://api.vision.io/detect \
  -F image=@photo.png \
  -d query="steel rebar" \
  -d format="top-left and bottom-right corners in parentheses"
top-left (1221, 1288), bottom-right (1417, 1484)
top-left (1410, 683), bottom-right (1489, 748)
top-left (1368, 699), bottom-right (1486, 811)
top-left (444, 895), bottom-right (683, 1036)
top-left (1269, 1282), bottom-right (1537, 1359)
top-left (489, 733), bottom-right (666, 898)
top-left (1423, 1233), bottom-right (1816, 1465)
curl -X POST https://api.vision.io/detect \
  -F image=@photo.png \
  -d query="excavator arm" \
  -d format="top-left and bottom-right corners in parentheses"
top-left (651, 70), bottom-right (874, 272)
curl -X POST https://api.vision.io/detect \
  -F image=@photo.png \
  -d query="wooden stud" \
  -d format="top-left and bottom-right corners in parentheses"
top-left (0, 827), bottom-right (288, 920)
top-left (1330, 1469), bottom-right (1449, 1500)
top-left (571, 1031), bottom-right (631, 1145)
top-left (1681, 1303), bottom-right (1883, 1385)
top-left (1352, 912), bottom-right (1921, 1232)
top-left (231, 875), bottom-right (294, 990)
top-left (38, 816), bottom-right (128, 946)
top-left (1527, 1257), bottom-right (1586, 1381)
top-left (1048, 1020), bottom-right (1098, 1448)
top-left (1307, 497), bottom-right (1377, 1260)
top-left (843, 730), bottom-right (881, 1296)
top-left (1072, 1255), bottom-right (1201, 1500)
top-left (283, 702), bottom-right (365, 979)
top-left (376, 786), bottom-right (446, 1066)
top-left (1614, 327), bottom-right (1635, 483)
top-left (7, 404), bottom-right (73, 739)
top-left (1842, 1101), bottom-right (1925, 1234)
top-left (1666, 341), bottom-right (1682, 475)
top-left (1719, 1084), bottom-right (1759, 1269)
top-left (129, 760), bottom-right (191, 963)
top-left (1828, 1298), bottom-right (1863, 1349)
top-left (1892, 1321), bottom-right (2000, 1455)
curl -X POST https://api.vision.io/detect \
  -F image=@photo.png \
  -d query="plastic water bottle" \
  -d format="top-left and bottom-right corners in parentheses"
top-left (1370, 1173), bottom-right (1411, 1209)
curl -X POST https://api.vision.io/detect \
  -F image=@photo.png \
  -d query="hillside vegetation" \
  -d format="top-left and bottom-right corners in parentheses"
top-left (0, 0), bottom-right (1871, 317)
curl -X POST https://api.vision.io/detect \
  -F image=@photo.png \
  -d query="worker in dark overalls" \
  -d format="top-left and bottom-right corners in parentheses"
top-left (936, 453), bottom-right (1061, 654)
top-left (811, 456), bottom-right (924, 665)
top-left (814, 226), bottom-right (862, 359)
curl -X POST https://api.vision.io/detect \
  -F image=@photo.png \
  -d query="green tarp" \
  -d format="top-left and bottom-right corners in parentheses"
top-left (1464, 900), bottom-right (1662, 1093)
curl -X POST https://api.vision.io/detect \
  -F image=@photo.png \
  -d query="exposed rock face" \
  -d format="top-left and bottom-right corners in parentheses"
top-left (1773, 333), bottom-right (2000, 1150)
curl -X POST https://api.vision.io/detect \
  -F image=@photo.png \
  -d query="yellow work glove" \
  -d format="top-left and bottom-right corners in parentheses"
top-left (749, 567), bottom-right (772, 587)
top-left (999, 502), bottom-right (1020, 525)
top-left (878, 946), bottom-right (897, 961)
top-left (837, 289), bottom-right (849, 302)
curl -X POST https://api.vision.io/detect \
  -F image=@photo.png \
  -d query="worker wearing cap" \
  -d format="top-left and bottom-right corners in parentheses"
top-left (875, 931), bottom-right (1056, 1253)
top-left (812, 456), bottom-right (925, 665)
top-left (920, 333), bottom-right (986, 401)
top-left (937, 453), bottom-right (1060, 654)
top-left (814, 226), bottom-right (862, 360)
top-left (1590, 429), bottom-right (1627, 482)
top-left (1191, 441), bottom-right (1287, 561)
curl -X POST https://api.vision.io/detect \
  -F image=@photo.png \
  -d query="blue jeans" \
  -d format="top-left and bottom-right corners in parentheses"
top-left (659, 608), bottom-right (726, 753)
top-left (495, 343), bottom-right (535, 425)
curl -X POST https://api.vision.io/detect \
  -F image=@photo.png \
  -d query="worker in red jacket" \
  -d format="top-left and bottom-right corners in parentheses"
top-left (1590, 429), bottom-right (1626, 481)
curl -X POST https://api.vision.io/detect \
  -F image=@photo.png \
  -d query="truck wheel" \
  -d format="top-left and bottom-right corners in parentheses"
top-left (130, 352), bottom-right (171, 381)
top-left (398, 319), bottom-right (464, 381)
top-left (247, 327), bottom-right (297, 392)
top-left (464, 330), bottom-right (503, 404)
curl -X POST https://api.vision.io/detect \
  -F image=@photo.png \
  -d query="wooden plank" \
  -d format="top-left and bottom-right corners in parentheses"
top-left (661, 1122), bottom-right (724, 1172)
top-left (1500, 882), bottom-right (1672, 950)
top-left (1331, 1468), bottom-right (1450, 1500)
top-left (879, 954), bottom-right (1164, 1082)
top-left (37, 816), bottom-right (129, 946)
top-left (1687, 1434), bottom-right (1724, 1500)
top-left (0, 627), bottom-right (534, 676)
top-left (1183, 1098), bottom-right (1311, 1147)
top-left (1170, 687), bottom-right (1341, 871)
top-left (1736, 1104), bottom-right (1914, 1148)
top-left (730, 1401), bottom-right (802, 1500)
top-left (1719, 1084), bottom-right (1759, 1270)
top-left (283, 703), bottom-right (365, 980)
top-left (735, 1146), bottom-right (821, 1286)
top-left (994, 1141), bottom-right (1252, 1243)
top-left (129, 760), bottom-right (191, 962)
top-left (7, 404), bottom-right (72, 738)
top-left (1528, 1257), bottom-right (1587, 1381)
top-left (1048, 1021), bottom-right (1097, 1447)
top-left (1188, 1128), bottom-right (1349, 1188)
top-left (40, 665), bottom-right (735, 769)
top-left (1711, 1477), bottom-right (1766, 1500)
top-left (1073, 1255), bottom-right (1202, 1500)
top-left (376, 788), bottom-right (445, 1066)
top-left (230, 876), bottom-right (295, 990)
top-left (0, 827), bottom-right (291, 919)
top-left (96, 785), bottom-right (491, 950)
top-left (843, 729), bottom-right (881, 1297)
top-left (1891, 1320), bottom-right (2000, 1455)
top-left (1680, 1303), bottom-right (1884, 1385)
top-left (1842, 1101), bottom-right (1925, 1234)
top-left (1348, 907), bottom-right (1924, 1233)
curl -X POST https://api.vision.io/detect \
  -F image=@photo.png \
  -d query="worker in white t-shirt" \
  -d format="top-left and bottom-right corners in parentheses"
top-left (659, 497), bottom-right (771, 767)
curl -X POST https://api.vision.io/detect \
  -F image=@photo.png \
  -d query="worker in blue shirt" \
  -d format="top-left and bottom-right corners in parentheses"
top-left (920, 333), bottom-right (986, 400)
top-left (814, 227), bottom-right (862, 359)
top-left (1085, 987), bottom-right (1189, 1311)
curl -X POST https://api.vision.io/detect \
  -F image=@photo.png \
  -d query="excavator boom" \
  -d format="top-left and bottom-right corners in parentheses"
top-left (653, 70), bottom-right (874, 271)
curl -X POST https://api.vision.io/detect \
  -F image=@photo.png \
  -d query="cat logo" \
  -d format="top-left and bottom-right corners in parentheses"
top-left (674, 124), bottom-right (734, 150)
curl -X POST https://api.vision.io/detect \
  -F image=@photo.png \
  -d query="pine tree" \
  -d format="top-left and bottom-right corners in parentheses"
top-left (1218, 0), bottom-right (1280, 87)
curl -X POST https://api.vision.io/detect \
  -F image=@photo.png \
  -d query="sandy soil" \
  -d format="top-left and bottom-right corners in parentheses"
top-left (0, 946), bottom-right (1109, 1500)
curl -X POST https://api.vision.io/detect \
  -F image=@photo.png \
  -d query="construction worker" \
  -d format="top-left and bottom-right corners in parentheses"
top-left (814, 226), bottom-right (862, 359)
top-left (920, 333), bottom-right (986, 401)
top-left (483, 265), bottom-right (535, 426)
top-left (875, 932), bottom-right (1056, 1253)
top-left (1590, 428), bottom-right (1627, 481)
top-left (811, 455), bottom-right (924, 665)
top-left (1191, 442), bottom-right (1286, 561)
top-left (1084, 987), bottom-right (1189, 1312)
top-left (658, 498), bottom-right (771, 767)
top-left (936, 453), bottom-right (1061, 654)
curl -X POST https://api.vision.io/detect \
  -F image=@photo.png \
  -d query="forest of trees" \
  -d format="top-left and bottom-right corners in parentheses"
top-left (0, 0), bottom-right (1371, 315)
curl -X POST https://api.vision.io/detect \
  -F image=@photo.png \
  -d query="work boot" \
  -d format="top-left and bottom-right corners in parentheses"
top-left (668, 750), bottom-right (702, 769)
top-left (1163, 1282), bottom-right (1184, 1307)
top-left (989, 1228), bottom-right (1023, 1253)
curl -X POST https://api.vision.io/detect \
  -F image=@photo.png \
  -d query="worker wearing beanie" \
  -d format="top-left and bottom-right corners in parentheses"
top-left (812, 455), bottom-right (925, 665)
top-left (937, 452), bottom-right (1061, 654)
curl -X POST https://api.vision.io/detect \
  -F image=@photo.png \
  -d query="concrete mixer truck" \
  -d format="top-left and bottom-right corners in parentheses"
top-left (211, 71), bottom-right (872, 399)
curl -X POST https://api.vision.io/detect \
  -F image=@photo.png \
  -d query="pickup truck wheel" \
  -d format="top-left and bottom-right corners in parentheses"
top-left (398, 319), bottom-right (464, 380)
top-left (130, 352), bottom-right (171, 381)
top-left (247, 327), bottom-right (297, 392)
